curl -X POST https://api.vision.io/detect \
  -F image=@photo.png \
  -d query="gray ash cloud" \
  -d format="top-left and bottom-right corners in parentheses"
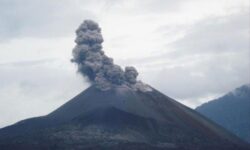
top-left (71, 20), bottom-right (150, 91)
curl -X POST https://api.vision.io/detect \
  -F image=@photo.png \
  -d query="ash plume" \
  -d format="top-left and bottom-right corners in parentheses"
top-left (71, 20), bottom-right (151, 91)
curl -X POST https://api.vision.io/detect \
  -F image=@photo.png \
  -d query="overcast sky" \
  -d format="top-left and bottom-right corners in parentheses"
top-left (0, 0), bottom-right (249, 128)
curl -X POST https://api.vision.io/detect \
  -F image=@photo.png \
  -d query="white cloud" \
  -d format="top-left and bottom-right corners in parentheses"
top-left (0, 59), bottom-right (88, 127)
top-left (127, 10), bottom-right (250, 108)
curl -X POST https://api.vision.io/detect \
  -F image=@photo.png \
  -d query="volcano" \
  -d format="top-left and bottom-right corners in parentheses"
top-left (0, 20), bottom-right (249, 149)
top-left (0, 85), bottom-right (249, 150)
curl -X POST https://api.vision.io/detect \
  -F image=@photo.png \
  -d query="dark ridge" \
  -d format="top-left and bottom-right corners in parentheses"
top-left (196, 84), bottom-right (250, 143)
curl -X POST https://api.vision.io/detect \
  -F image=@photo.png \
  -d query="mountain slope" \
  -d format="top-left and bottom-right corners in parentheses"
top-left (196, 84), bottom-right (250, 143)
top-left (0, 85), bottom-right (249, 150)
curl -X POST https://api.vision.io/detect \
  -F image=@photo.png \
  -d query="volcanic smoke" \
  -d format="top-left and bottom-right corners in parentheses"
top-left (71, 20), bottom-right (151, 91)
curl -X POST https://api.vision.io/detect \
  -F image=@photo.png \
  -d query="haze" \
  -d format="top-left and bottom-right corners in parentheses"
top-left (0, 0), bottom-right (249, 128)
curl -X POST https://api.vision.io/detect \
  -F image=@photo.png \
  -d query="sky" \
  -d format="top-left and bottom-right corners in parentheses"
top-left (0, 0), bottom-right (249, 128)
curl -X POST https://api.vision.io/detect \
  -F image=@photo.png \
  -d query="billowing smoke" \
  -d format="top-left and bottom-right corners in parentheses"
top-left (72, 20), bottom-right (151, 91)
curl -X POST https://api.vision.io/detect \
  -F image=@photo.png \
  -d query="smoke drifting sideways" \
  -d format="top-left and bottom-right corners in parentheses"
top-left (71, 20), bottom-right (152, 92)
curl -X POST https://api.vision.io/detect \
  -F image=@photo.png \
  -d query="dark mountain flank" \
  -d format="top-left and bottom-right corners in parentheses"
top-left (196, 84), bottom-right (250, 144)
top-left (0, 85), bottom-right (249, 150)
